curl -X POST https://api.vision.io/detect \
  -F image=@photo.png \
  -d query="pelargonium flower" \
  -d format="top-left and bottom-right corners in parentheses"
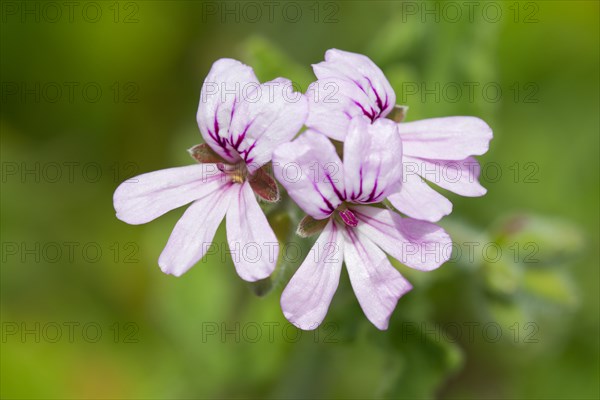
top-left (307, 48), bottom-right (493, 222)
top-left (113, 58), bottom-right (307, 280)
top-left (273, 116), bottom-right (451, 330)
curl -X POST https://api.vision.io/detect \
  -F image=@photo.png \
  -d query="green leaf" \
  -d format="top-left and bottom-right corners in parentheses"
top-left (492, 214), bottom-right (585, 267)
top-left (239, 36), bottom-right (313, 89)
top-left (522, 268), bottom-right (578, 307)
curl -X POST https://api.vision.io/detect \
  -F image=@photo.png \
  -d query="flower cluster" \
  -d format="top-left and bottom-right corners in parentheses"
top-left (113, 49), bottom-right (492, 330)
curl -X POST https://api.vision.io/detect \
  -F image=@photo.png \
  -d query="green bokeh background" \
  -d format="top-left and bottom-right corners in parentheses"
top-left (1, 1), bottom-right (598, 399)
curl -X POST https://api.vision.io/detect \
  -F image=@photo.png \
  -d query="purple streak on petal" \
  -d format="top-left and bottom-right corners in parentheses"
top-left (207, 104), bottom-right (234, 159)
top-left (366, 178), bottom-right (379, 202)
top-left (352, 100), bottom-right (375, 121)
top-left (325, 173), bottom-right (345, 202)
top-left (312, 181), bottom-right (335, 213)
top-left (365, 76), bottom-right (384, 114)
top-left (351, 166), bottom-right (364, 201)
top-left (213, 105), bottom-right (220, 135)
top-left (351, 77), bottom-right (387, 117)
top-left (230, 96), bottom-right (237, 122)
top-left (351, 79), bottom-right (366, 93)
top-left (234, 121), bottom-right (251, 148)
top-left (364, 164), bottom-right (382, 203)
top-left (242, 140), bottom-right (257, 162)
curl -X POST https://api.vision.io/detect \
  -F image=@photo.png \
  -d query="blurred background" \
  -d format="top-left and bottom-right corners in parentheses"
top-left (1, 1), bottom-right (598, 398)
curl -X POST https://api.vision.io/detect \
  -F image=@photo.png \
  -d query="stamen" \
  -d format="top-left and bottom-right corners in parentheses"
top-left (338, 209), bottom-right (358, 227)
top-left (217, 162), bottom-right (247, 184)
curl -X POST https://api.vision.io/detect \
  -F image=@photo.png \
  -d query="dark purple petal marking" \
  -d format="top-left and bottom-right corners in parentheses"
top-left (365, 165), bottom-right (382, 202)
top-left (234, 122), bottom-right (250, 148)
top-left (351, 79), bottom-right (366, 93)
top-left (347, 76), bottom-right (391, 122)
top-left (311, 181), bottom-right (335, 214)
top-left (325, 172), bottom-right (345, 202)
top-left (350, 163), bottom-right (384, 204)
top-left (352, 100), bottom-right (376, 121)
top-left (230, 96), bottom-right (237, 122)
top-left (242, 140), bottom-right (257, 162)
top-left (206, 103), bottom-right (234, 159)
top-left (365, 77), bottom-right (386, 115)
top-left (351, 166), bottom-right (364, 201)
top-left (366, 178), bottom-right (379, 202)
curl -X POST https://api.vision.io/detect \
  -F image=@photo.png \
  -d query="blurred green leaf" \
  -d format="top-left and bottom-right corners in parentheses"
top-left (239, 36), bottom-right (314, 89)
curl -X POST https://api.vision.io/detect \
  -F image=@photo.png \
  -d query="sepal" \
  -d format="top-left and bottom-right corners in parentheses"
top-left (249, 166), bottom-right (280, 203)
top-left (296, 215), bottom-right (329, 238)
top-left (387, 105), bottom-right (409, 123)
top-left (188, 143), bottom-right (224, 164)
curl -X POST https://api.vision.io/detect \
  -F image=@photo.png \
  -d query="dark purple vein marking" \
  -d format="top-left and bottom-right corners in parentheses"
top-left (325, 172), bottom-right (345, 202)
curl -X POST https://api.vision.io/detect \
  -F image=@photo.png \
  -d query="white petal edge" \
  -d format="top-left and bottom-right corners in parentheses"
top-left (343, 116), bottom-right (403, 203)
top-left (281, 220), bottom-right (344, 330)
top-left (387, 171), bottom-right (453, 223)
top-left (158, 184), bottom-right (234, 277)
top-left (226, 182), bottom-right (279, 282)
top-left (113, 164), bottom-right (227, 225)
top-left (404, 156), bottom-right (487, 197)
top-left (273, 130), bottom-right (344, 219)
top-left (197, 58), bottom-right (259, 162)
top-left (353, 205), bottom-right (452, 271)
top-left (343, 226), bottom-right (412, 330)
top-left (230, 78), bottom-right (308, 173)
top-left (398, 116), bottom-right (493, 161)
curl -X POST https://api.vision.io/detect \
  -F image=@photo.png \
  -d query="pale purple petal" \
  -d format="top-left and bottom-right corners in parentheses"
top-left (405, 156), bottom-right (487, 197)
top-left (228, 78), bottom-right (308, 172)
top-left (344, 116), bottom-right (403, 203)
top-left (113, 164), bottom-right (227, 225)
top-left (226, 182), bottom-right (279, 282)
top-left (342, 226), bottom-right (412, 330)
top-left (273, 130), bottom-right (344, 219)
top-left (353, 205), bottom-right (452, 271)
top-left (281, 220), bottom-right (344, 330)
top-left (313, 49), bottom-right (395, 117)
top-left (387, 171), bottom-right (453, 222)
top-left (307, 49), bottom-right (396, 140)
top-left (197, 58), bottom-right (259, 162)
top-left (158, 184), bottom-right (235, 277)
top-left (398, 116), bottom-right (492, 160)
top-left (306, 77), bottom-right (370, 140)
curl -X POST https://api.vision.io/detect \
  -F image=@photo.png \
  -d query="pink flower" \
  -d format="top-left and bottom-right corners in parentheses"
top-left (273, 116), bottom-right (451, 330)
top-left (307, 49), bottom-right (493, 222)
top-left (113, 59), bottom-right (307, 280)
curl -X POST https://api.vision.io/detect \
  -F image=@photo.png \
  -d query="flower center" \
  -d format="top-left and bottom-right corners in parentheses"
top-left (338, 209), bottom-right (358, 227)
top-left (217, 162), bottom-right (247, 184)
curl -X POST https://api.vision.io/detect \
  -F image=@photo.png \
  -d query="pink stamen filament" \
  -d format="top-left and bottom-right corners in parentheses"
top-left (339, 209), bottom-right (358, 227)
